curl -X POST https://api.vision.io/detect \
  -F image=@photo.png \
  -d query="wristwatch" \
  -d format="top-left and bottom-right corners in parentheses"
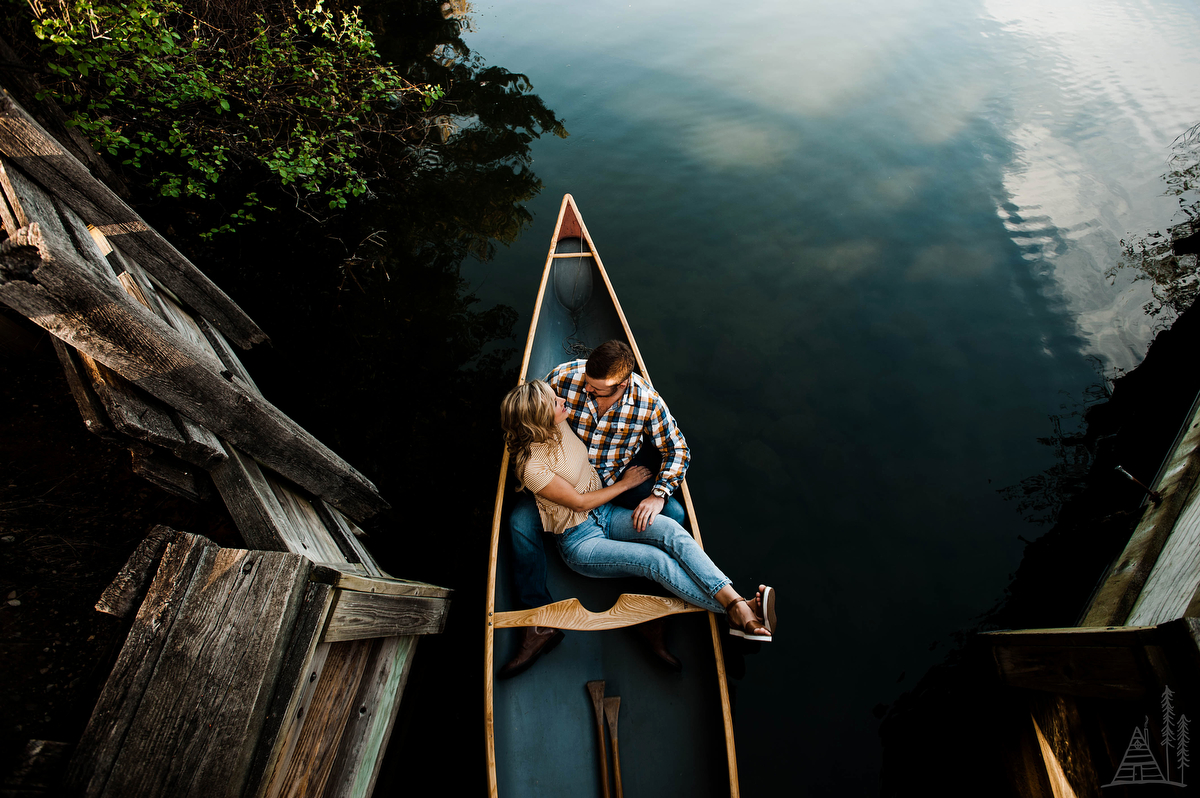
top-left (651, 487), bottom-right (669, 500)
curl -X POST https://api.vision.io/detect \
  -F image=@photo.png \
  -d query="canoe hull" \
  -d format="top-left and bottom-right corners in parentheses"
top-left (485, 195), bottom-right (738, 797)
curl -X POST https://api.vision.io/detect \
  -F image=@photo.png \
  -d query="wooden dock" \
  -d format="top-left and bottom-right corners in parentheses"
top-left (983, 387), bottom-right (1200, 795)
top-left (0, 79), bottom-right (451, 798)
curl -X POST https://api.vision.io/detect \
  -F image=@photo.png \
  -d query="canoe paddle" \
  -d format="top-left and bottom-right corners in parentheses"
top-left (604, 697), bottom-right (624, 798)
top-left (586, 681), bottom-right (611, 798)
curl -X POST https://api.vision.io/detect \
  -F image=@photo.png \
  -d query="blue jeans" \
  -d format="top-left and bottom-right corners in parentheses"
top-left (508, 480), bottom-right (687, 609)
top-left (556, 503), bottom-right (730, 613)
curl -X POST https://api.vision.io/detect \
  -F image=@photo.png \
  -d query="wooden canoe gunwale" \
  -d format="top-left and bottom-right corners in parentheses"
top-left (484, 194), bottom-right (739, 798)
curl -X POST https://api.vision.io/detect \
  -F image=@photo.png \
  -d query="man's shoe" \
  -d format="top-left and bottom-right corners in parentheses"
top-left (633, 618), bottom-right (682, 672)
top-left (497, 626), bottom-right (564, 679)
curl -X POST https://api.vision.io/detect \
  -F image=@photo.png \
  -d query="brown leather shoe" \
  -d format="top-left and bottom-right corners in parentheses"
top-left (497, 626), bottom-right (564, 679)
top-left (633, 618), bottom-right (682, 672)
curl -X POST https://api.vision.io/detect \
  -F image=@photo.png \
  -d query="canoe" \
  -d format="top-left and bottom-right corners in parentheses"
top-left (485, 195), bottom-right (740, 797)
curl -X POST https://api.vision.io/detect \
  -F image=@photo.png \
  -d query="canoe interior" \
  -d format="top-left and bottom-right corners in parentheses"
top-left (492, 238), bottom-right (730, 797)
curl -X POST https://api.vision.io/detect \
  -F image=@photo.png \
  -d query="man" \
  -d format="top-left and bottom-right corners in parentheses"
top-left (498, 340), bottom-right (691, 678)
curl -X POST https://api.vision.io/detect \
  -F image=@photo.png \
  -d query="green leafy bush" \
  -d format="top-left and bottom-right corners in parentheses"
top-left (25, 0), bottom-right (444, 235)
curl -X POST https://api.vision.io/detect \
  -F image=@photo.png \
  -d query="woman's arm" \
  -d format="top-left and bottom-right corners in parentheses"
top-left (536, 466), bottom-right (651, 513)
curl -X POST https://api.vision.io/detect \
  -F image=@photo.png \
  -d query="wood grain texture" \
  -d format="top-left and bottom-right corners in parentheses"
top-left (492, 594), bottom-right (703, 631)
top-left (50, 335), bottom-right (114, 438)
top-left (244, 582), bottom-right (335, 798)
top-left (1083, 395), bottom-right (1200, 627)
top-left (259, 639), bottom-right (374, 798)
top-left (0, 90), bottom-right (266, 347)
top-left (0, 170), bottom-right (385, 518)
top-left (321, 636), bottom-right (418, 798)
top-left (208, 446), bottom-right (354, 560)
top-left (66, 532), bottom-right (220, 797)
top-left (1129, 472), bottom-right (1200, 624)
top-left (99, 547), bottom-right (311, 798)
top-left (313, 501), bottom-right (384, 575)
top-left (321, 590), bottom-right (449, 642)
top-left (77, 349), bottom-right (188, 449)
top-left (309, 564), bottom-right (452, 599)
top-left (95, 525), bottom-right (180, 618)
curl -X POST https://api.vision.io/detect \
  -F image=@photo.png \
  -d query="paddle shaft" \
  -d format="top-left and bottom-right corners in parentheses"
top-left (604, 697), bottom-right (623, 798)
top-left (587, 681), bottom-right (610, 798)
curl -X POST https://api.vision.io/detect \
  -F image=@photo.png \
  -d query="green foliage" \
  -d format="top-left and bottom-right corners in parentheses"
top-left (1109, 122), bottom-right (1200, 317)
top-left (25, 0), bottom-right (445, 236)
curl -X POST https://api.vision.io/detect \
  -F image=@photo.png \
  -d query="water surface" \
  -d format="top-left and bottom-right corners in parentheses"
top-left (444, 0), bottom-right (1200, 793)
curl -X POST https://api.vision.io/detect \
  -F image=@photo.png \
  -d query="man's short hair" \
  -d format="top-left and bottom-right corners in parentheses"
top-left (586, 340), bottom-right (636, 383)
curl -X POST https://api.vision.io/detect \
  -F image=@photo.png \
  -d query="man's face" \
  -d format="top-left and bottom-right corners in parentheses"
top-left (584, 373), bottom-right (626, 399)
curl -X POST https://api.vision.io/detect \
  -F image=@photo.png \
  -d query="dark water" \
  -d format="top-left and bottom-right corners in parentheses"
top-left (162, 0), bottom-right (1200, 794)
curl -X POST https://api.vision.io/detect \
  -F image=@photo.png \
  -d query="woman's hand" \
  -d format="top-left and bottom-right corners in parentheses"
top-left (619, 466), bottom-right (652, 488)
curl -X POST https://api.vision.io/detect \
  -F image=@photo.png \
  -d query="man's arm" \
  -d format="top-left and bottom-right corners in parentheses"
top-left (646, 394), bottom-right (690, 496)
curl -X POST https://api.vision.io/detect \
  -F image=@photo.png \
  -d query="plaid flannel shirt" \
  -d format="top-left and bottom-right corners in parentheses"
top-left (546, 359), bottom-right (690, 495)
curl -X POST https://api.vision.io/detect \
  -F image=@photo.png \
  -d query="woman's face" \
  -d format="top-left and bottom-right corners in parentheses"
top-left (552, 392), bottom-right (569, 425)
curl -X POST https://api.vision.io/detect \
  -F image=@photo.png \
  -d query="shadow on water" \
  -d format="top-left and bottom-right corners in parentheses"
top-left (878, 247), bottom-right (1200, 792)
top-left (128, 1), bottom-right (565, 792)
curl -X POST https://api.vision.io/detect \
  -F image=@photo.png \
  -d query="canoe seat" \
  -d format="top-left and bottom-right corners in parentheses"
top-left (492, 593), bottom-right (705, 631)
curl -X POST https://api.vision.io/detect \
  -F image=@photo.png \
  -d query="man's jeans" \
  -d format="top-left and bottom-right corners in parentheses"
top-left (508, 478), bottom-right (687, 609)
top-left (556, 503), bottom-right (730, 613)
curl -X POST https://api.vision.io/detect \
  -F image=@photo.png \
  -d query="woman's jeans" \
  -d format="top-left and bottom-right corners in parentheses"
top-left (508, 483), bottom-right (686, 609)
top-left (555, 503), bottom-right (730, 614)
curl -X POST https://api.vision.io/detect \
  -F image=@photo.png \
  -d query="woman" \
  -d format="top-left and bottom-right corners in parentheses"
top-left (501, 380), bottom-right (775, 640)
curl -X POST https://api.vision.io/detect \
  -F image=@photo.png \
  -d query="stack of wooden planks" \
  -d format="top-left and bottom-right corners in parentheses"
top-left (0, 80), bottom-right (451, 798)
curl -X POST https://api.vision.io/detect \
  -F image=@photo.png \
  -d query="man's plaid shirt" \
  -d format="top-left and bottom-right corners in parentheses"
top-left (546, 359), bottom-right (690, 496)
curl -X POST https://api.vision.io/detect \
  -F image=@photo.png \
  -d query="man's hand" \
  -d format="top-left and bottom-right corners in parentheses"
top-left (633, 495), bottom-right (665, 532)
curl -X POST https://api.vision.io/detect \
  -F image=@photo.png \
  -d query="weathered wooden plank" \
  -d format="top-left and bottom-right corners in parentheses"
top-left (0, 91), bottom-right (267, 347)
top-left (66, 532), bottom-right (219, 797)
top-left (1083, 400), bottom-right (1200, 626)
top-left (3, 162), bottom-right (110, 284)
top-left (1129, 475), bottom-right (1200, 625)
top-left (986, 625), bottom-right (1161, 699)
top-left (170, 410), bottom-right (227, 469)
top-left (321, 636), bottom-right (419, 798)
top-left (50, 336), bottom-right (115, 438)
top-left (210, 447), bottom-right (346, 560)
top-left (259, 639), bottom-right (374, 798)
top-left (101, 548), bottom-right (311, 798)
top-left (196, 314), bottom-right (261, 396)
top-left (0, 214), bottom-right (387, 518)
top-left (95, 525), bottom-right (180, 618)
top-left (244, 583), bottom-right (335, 798)
top-left (309, 564), bottom-right (453, 599)
top-left (267, 477), bottom-right (347, 563)
top-left (129, 446), bottom-right (213, 503)
top-left (321, 591), bottom-right (449, 642)
top-left (77, 350), bottom-right (189, 450)
top-left (313, 502), bottom-right (383, 577)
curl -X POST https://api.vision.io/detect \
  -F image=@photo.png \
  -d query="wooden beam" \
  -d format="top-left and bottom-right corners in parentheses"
top-left (1083, 394), bottom-right (1200, 626)
top-left (95, 525), bottom-right (181, 618)
top-left (258, 639), bottom-right (374, 798)
top-left (321, 591), bottom-right (450, 642)
top-left (244, 582), bottom-right (336, 798)
top-left (210, 447), bottom-right (351, 560)
top-left (322, 636), bottom-right (418, 798)
top-left (0, 89), bottom-right (267, 348)
top-left (0, 182), bottom-right (386, 518)
top-left (492, 594), bottom-right (704, 631)
top-left (67, 533), bottom-right (220, 797)
top-left (309, 564), bottom-right (453, 599)
top-left (82, 541), bottom-right (312, 798)
top-left (129, 445), bottom-right (214, 503)
top-left (50, 335), bottom-right (115, 438)
top-left (985, 626), bottom-right (1160, 699)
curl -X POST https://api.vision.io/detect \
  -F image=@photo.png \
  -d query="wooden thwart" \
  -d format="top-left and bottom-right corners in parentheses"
top-left (492, 593), bottom-right (704, 631)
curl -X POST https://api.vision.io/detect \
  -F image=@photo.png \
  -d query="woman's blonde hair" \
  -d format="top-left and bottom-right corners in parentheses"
top-left (500, 380), bottom-right (561, 490)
